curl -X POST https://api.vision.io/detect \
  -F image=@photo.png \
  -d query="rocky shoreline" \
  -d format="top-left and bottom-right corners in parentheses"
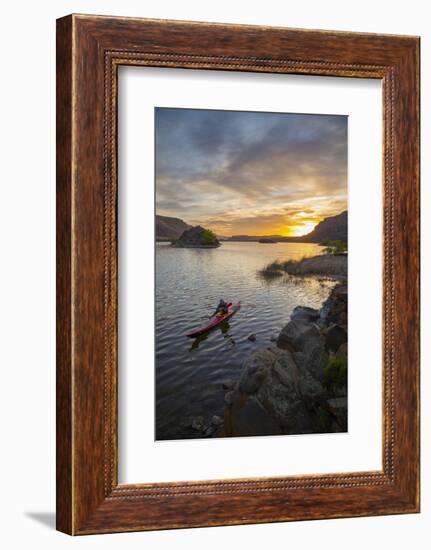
top-left (222, 283), bottom-right (348, 436)
top-left (184, 281), bottom-right (348, 439)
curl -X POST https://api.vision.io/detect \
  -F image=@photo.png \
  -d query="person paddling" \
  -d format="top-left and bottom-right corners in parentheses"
top-left (214, 299), bottom-right (232, 316)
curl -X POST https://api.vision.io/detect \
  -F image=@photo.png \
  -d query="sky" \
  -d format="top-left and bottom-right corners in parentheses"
top-left (155, 108), bottom-right (347, 237)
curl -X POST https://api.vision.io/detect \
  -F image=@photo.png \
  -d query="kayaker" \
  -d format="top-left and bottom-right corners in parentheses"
top-left (214, 299), bottom-right (232, 316)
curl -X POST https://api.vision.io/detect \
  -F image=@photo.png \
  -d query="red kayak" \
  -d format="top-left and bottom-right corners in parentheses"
top-left (186, 302), bottom-right (241, 338)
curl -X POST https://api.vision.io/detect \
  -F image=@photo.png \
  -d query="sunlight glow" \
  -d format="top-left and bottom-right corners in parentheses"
top-left (286, 221), bottom-right (318, 237)
top-left (156, 109), bottom-right (347, 238)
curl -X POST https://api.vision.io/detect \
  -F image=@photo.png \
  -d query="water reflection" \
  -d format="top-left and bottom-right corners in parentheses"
top-left (155, 241), bottom-right (334, 440)
top-left (189, 320), bottom-right (234, 351)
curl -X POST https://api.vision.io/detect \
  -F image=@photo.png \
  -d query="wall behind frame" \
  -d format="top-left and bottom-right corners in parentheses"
top-left (0, 0), bottom-right (427, 549)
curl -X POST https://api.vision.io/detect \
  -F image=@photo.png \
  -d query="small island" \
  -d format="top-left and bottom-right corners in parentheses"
top-left (171, 225), bottom-right (221, 248)
top-left (258, 237), bottom-right (277, 244)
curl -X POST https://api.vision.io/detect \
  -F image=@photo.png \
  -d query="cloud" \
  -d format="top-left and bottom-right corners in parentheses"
top-left (155, 107), bottom-right (347, 235)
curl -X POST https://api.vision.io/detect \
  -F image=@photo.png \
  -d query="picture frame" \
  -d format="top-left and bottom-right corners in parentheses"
top-left (56, 14), bottom-right (420, 535)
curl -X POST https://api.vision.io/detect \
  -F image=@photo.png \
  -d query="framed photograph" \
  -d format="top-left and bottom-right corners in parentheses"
top-left (56, 14), bottom-right (420, 534)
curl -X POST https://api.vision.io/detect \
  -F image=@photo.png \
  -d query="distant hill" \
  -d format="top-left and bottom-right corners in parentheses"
top-left (227, 211), bottom-right (347, 243)
top-left (156, 211), bottom-right (347, 243)
top-left (302, 211), bottom-right (347, 243)
top-left (156, 215), bottom-right (191, 240)
top-left (230, 234), bottom-right (287, 242)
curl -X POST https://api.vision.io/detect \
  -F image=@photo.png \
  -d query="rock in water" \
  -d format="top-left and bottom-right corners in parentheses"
top-left (171, 225), bottom-right (220, 248)
top-left (247, 333), bottom-right (257, 342)
top-left (291, 306), bottom-right (320, 322)
top-left (222, 379), bottom-right (235, 390)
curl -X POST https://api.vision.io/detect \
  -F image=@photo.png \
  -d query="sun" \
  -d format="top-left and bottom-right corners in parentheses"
top-left (289, 221), bottom-right (318, 237)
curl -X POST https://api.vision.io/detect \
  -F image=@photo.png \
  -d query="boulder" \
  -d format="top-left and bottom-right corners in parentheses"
top-left (191, 416), bottom-right (206, 431)
top-left (204, 426), bottom-right (215, 437)
top-left (272, 351), bottom-right (300, 390)
top-left (237, 348), bottom-right (275, 394)
top-left (226, 395), bottom-right (283, 437)
top-left (327, 397), bottom-right (348, 431)
top-left (253, 349), bottom-right (321, 432)
top-left (211, 415), bottom-right (223, 426)
top-left (297, 365), bottom-right (325, 403)
top-left (333, 285), bottom-right (348, 302)
top-left (328, 397), bottom-right (348, 411)
top-left (291, 306), bottom-right (320, 322)
top-left (277, 320), bottom-right (327, 380)
top-left (223, 281), bottom-right (349, 438)
top-left (336, 342), bottom-right (348, 359)
top-left (325, 324), bottom-right (347, 353)
top-left (225, 343), bottom-right (330, 435)
top-left (273, 349), bottom-right (324, 405)
top-left (256, 374), bottom-right (314, 433)
top-left (277, 320), bottom-right (320, 352)
top-left (320, 284), bottom-right (348, 327)
top-left (224, 390), bottom-right (238, 405)
top-left (222, 379), bottom-right (235, 390)
top-left (338, 312), bottom-right (348, 328)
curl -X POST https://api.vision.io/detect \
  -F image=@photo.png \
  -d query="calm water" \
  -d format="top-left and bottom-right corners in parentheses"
top-left (155, 241), bottom-right (335, 440)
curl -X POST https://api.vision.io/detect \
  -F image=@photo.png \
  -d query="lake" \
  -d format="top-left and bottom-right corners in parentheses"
top-left (155, 241), bottom-right (335, 440)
